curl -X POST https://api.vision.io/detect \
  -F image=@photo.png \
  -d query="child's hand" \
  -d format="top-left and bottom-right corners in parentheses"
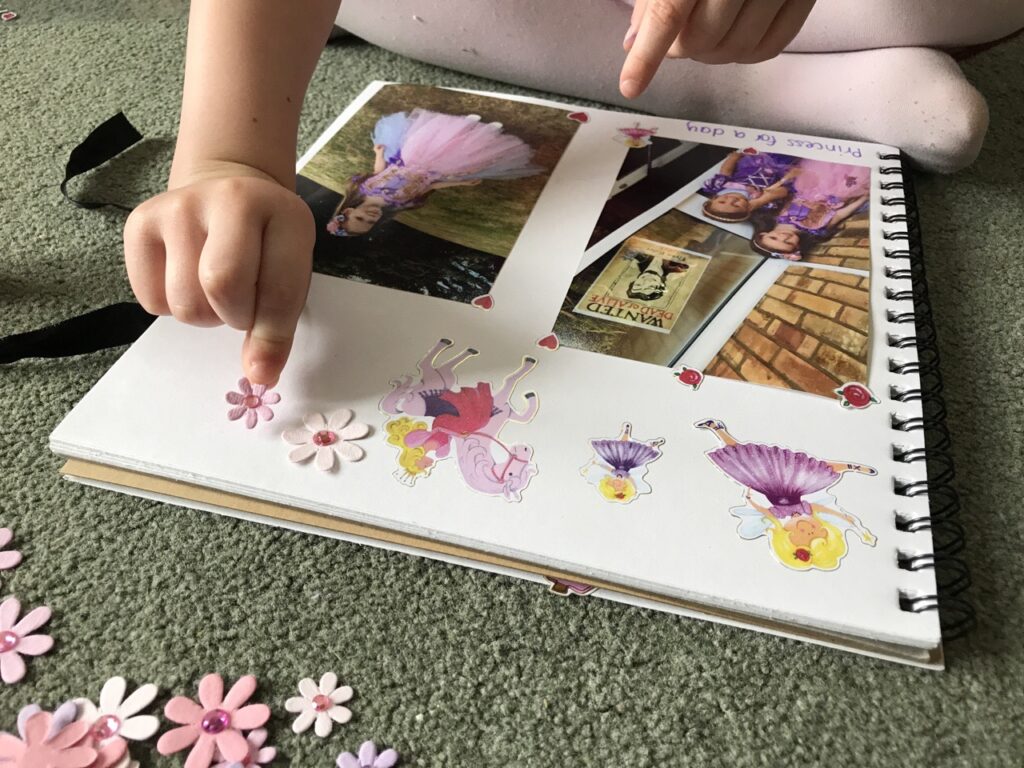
top-left (621, 0), bottom-right (816, 98)
top-left (124, 165), bottom-right (315, 387)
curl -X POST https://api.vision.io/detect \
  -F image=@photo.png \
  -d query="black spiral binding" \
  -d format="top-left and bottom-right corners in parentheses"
top-left (878, 153), bottom-right (975, 640)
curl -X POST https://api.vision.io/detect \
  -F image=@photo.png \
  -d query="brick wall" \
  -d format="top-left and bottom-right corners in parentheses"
top-left (706, 266), bottom-right (870, 397)
top-left (800, 212), bottom-right (870, 271)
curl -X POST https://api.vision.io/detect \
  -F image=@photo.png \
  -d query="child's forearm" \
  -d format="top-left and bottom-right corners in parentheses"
top-left (170, 0), bottom-right (341, 190)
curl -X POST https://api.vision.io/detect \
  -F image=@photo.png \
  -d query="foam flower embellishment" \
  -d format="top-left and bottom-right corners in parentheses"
top-left (74, 676), bottom-right (161, 746)
top-left (17, 701), bottom-right (79, 741)
top-left (0, 527), bottom-right (22, 577)
top-left (0, 596), bottom-right (53, 684)
top-left (336, 741), bottom-right (399, 768)
top-left (285, 672), bottom-right (353, 737)
top-left (283, 410), bottom-right (370, 471)
top-left (213, 728), bottom-right (276, 768)
top-left (158, 673), bottom-right (270, 768)
top-left (0, 710), bottom-right (96, 768)
top-left (226, 378), bottom-right (280, 429)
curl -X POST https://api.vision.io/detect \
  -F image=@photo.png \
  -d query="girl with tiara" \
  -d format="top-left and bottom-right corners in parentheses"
top-left (696, 419), bottom-right (877, 571)
top-left (581, 423), bottom-right (664, 504)
top-left (749, 158), bottom-right (871, 261)
top-left (326, 109), bottom-right (544, 236)
top-left (699, 150), bottom-right (800, 224)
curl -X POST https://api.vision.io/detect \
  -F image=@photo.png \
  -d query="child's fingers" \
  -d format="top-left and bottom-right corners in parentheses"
top-left (161, 210), bottom-right (222, 328)
top-left (243, 199), bottom-right (314, 386)
top-left (740, 0), bottom-right (815, 64)
top-left (666, 0), bottom-right (745, 58)
top-left (198, 202), bottom-right (263, 331)
top-left (691, 0), bottom-right (786, 64)
top-left (620, 0), bottom-right (699, 98)
top-left (123, 204), bottom-right (170, 316)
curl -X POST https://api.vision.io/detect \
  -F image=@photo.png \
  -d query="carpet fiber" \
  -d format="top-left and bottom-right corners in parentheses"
top-left (1, 4), bottom-right (1022, 766)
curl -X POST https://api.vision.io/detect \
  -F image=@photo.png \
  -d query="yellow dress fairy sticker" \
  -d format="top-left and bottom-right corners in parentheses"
top-left (572, 236), bottom-right (710, 334)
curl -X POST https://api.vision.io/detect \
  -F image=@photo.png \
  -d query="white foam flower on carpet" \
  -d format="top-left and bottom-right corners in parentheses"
top-left (282, 410), bottom-right (370, 472)
top-left (285, 672), bottom-right (353, 737)
top-left (73, 676), bottom-right (161, 743)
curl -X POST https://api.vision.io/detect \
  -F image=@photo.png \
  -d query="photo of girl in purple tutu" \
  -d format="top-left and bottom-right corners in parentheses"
top-left (748, 158), bottom-right (871, 262)
top-left (298, 84), bottom-right (579, 304)
top-left (696, 419), bottom-right (878, 571)
top-left (580, 423), bottom-right (664, 504)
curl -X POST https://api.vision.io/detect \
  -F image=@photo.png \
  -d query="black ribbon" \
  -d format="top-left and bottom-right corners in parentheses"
top-left (2, 113), bottom-right (154, 364)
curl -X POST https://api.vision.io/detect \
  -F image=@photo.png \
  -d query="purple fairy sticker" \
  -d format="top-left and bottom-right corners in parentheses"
top-left (696, 419), bottom-right (878, 571)
top-left (580, 423), bottom-right (664, 504)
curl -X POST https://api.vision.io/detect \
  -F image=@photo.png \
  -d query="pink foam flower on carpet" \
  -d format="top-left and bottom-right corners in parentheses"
top-left (336, 741), bottom-right (399, 768)
top-left (213, 727), bottom-right (276, 768)
top-left (226, 378), bottom-right (280, 429)
top-left (0, 528), bottom-right (22, 578)
top-left (285, 672), bottom-right (353, 737)
top-left (0, 710), bottom-right (96, 768)
top-left (0, 596), bottom-right (53, 684)
top-left (158, 674), bottom-right (270, 768)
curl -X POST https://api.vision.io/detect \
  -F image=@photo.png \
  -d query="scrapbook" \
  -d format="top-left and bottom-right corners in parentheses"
top-left (49, 83), bottom-right (970, 668)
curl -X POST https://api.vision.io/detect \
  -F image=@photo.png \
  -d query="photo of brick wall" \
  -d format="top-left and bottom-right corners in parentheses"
top-left (799, 212), bottom-right (870, 271)
top-left (706, 266), bottom-right (870, 397)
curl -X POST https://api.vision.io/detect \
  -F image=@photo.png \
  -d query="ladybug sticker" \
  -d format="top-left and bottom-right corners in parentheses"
top-left (835, 382), bottom-right (879, 409)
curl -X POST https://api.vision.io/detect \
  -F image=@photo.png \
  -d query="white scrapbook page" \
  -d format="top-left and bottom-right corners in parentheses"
top-left (50, 83), bottom-right (940, 659)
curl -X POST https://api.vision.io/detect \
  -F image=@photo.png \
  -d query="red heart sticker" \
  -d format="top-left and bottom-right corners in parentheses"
top-left (471, 294), bottom-right (494, 310)
top-left (567, 112), bottom-right (589, 123)
top-left (742, 147), bottom-right (758, 155)
top-left (1, 11), bottom-right (17, 21)
top-left (536, 333), bottom-right (559, 351)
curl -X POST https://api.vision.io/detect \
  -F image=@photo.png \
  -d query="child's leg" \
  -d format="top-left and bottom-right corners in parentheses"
top-left (335, 0), bottom-right (1017, 172)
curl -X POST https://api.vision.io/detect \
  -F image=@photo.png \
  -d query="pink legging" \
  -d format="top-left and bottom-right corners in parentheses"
top-left (335, 0), bottom-right (1024, 172)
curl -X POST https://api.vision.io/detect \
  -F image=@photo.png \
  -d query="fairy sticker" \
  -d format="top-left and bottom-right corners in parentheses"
top-left (695, 419), bottom-right (877, 571)
top-left (615, 123), bottom-right (658, 149)
top-left (380, 339), bottom-right (539, 502)
top-left (580, 423), bottom-right (664, 504)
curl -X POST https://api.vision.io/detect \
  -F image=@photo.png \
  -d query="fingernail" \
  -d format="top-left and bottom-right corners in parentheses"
top-left (623, 24), bottom-right (637, 49)
top-left (620, 78), bottom-right (641, 99)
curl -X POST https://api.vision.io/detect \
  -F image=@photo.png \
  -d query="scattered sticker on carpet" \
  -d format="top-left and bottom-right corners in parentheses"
top-left (0, 708), bottom-right (97, 768)
top-left (0, 527), bottom-right (22, 582)
top-left (0, 596), bottom-right (53, 685)
top-left (285, 672), bottom-right (353, 738)
top-left (157, 673), bottom-right (270, 768)
top-left (336, 741), bottom-right (399, 768)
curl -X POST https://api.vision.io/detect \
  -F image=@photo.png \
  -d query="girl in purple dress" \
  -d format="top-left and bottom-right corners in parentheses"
top-left (700, 150), bottom-right (800, 223)
top-left (750, 158), bottom-right (871, 261)
top-left (696, 419), bottom-right (877, 571)
top-left (326, 109), bottom-right (544, 236)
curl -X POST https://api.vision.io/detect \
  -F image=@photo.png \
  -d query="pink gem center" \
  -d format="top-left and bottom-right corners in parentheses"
top-left (0, 630), bottom-right (18, 652)
top-left (312, 430), bottom-right (337, 447)
top-left (91, 714), bottom-right (122, 740)
top-left (312, 694), bottom-right (332, 712)
top-left (200, 709), bottom-right (231, 734)
top-left (243, 394), bottom-right (262, 409)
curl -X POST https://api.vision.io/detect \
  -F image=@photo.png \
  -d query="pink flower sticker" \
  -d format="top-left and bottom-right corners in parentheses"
top-left (282, 410), bottom-right (370, 471)
top-left (0, 527), bottom-right (22, 577)
top-left (226, 378), bottom-right (280, 429)
top-left (157, 673), bottom-right (270, 768)
top-left (0, 597), bottom-right (53, 684)
top-left (0, 711), bottom-right (96, 768)
top-left (213, 727), bottom-right (276, 768)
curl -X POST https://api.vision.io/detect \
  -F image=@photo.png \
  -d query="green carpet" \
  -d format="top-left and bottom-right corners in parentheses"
top-left (2, 4), bottom-right (1022, 766)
